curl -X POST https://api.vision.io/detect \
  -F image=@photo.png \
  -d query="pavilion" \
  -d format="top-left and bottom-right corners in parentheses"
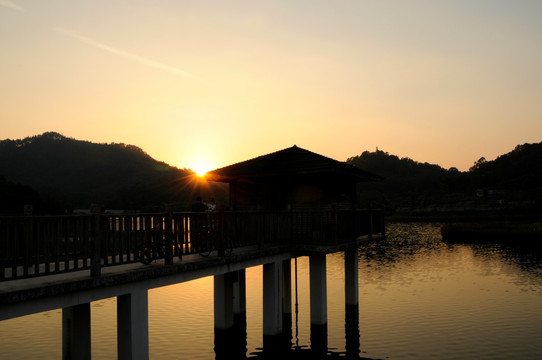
top-left (205, 145), bottom-right (383, 212)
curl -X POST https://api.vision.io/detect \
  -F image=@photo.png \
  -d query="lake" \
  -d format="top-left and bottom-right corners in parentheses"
top-left (1, 222), bottom-right (541, 359)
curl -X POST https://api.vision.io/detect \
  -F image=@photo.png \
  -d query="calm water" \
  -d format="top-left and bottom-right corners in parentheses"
top-left (1, 222), bottom-right (541, 359)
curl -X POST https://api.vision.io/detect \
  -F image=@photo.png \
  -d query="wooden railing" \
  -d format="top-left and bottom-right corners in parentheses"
top-left (0, 209), bottom-right (384, 281)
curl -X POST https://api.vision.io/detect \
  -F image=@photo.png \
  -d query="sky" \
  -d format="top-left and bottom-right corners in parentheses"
top-left (1, 1), bottom-right (541, 173)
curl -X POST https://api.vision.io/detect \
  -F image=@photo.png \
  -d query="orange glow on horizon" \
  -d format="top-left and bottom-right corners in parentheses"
top-left (190, 163), bottom-right (212, 177)
top-left (186, 154), bottom-right (217, 178)
top-left (1, 2), bottom-right (541, 173)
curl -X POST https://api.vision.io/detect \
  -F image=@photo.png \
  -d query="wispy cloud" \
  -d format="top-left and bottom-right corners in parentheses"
top-left (0, 0), bottom-right (25, 11)
top-left (56, 28), bottom-right (210, 86)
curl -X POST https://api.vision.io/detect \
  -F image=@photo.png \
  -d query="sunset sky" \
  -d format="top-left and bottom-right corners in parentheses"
top-left (1, 1), bottom-right (541, 173)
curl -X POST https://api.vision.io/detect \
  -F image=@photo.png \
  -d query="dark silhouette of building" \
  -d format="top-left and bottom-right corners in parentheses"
top-left (206, 145), bottom-right (382, 211)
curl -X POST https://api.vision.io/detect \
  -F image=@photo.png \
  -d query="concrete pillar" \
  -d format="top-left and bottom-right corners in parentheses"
top-left (345, 248), bottom-right (359, 306)
top-left (214, 272), bottom-right (234, 330)
top-left (117, 289), bottom-right (149, 360)
top-left (62, 303), bottom-right (91, 360)
top-left (309, 253), bottom-right (327, 325)
top-left (233, 269), bottom-right (246, 317)
top-left (344, 248), bottom-right (360, 357)
top-left (309, 253), bottom-right (328, 355)
top-left (263, 261), bottom-right (283, 337)
top-left (262, 260), bottom-right (288, 355)
top-left (214, 272), bottom-right (237, 359)
top-left (233, 270), bottom-right (247, 359)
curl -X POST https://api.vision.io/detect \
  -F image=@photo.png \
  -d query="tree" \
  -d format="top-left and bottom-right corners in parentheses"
top-left (469, 157), bottom-right (487, 172)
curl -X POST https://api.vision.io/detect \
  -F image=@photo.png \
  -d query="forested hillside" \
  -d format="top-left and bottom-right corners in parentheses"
top-left (1, 132), bottom-right (540, 215)
top-left (0, 132), bottom-right (223, 213)
top-left (347, 150), bottom-right (465, 210)
top-left (468, 143), bottom-right (542, 199)
top-left (347, 142), bottom-right (542, 211)
top-left (0, 175), bottom-right (64, 214)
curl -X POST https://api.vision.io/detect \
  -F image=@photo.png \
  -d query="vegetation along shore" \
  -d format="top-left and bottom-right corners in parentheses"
top-left (440, 220), bottom-right (542, 246)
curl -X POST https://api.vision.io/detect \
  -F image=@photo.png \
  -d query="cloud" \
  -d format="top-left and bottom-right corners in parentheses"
top-left (0, 0), bottom-right (24, 11)
top-left (56, 27), bottom-right (210, 86)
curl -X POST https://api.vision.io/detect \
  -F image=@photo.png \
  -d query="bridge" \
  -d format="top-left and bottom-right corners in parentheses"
top-left (1, 145), bottom-right (387, 359)
top-left (0, 209), bottom-right (385, 359)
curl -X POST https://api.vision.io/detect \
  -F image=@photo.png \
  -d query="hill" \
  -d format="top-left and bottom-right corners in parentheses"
top-left (468, 143), bottom-right (542, 200)
top-left (0, 132), bottom-right (223, 213)
top-left (347, 142), bottom-right (542, 213)
top-left (347, 150), bottom-right (464, 210)
top-left (2, 132), bottom-right (540, 216)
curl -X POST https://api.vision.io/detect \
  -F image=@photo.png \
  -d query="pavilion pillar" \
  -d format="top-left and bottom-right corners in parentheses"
top-left (214, 272), bottom-right (235, 330)
top-left (62, 303), bottom-right (91, 360)
top-left (345, 248), bottom-right (361, 357)
top-left (263, 260), bottom-right (284, 352)
top-left (345, 248), bottom-right (359, 306)
top-left (233, 269), bottom-right (247, 359)
top-left (214, 272), bottom-right (236, 359)
top-left (310, 253), bottom-right (328, 355)
top-left (233, 269), bottom-right (246, 318)
top-left (117, 289), bottom-right (149, 360)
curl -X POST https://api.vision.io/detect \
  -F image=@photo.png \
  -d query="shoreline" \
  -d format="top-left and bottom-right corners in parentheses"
top-left (385, 208), bottom-right (542, 223)
top-left (440, 221), bottom-right (542, 243)
top-left (384, 209), bottom-right (542, 246)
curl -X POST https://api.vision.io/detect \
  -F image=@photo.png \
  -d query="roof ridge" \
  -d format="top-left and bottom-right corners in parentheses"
top-left (206, 146), bottom-right (383, 182)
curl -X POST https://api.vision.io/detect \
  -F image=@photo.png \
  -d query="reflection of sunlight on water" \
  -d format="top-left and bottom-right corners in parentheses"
top-left (0, 311), bottom-right (61, 359)
top-left (355, 222), bottom-right (542, 359)
top-left (245, 265), bottom-right (263, 356)
top-left (149, 276), bottom-right (215, 360)
top-left (0, 298), bottom-right (118, 360)
top-left (91, 298), bottom-right (117, 359)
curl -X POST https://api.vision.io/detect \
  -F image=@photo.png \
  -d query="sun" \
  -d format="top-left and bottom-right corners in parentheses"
top-left (190, 161), bottom-right (213, 177)
top-left (193, 166), bottom-right (208, 177)
top-left (186, 151), bottom-right (217, 177)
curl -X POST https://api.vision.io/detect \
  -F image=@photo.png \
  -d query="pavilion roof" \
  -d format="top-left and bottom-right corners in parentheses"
top-left (205, 145), bottom-right (383, 183)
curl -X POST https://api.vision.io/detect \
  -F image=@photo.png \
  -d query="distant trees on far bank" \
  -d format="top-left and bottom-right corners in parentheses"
top-left (0, 176), bottom-right (67, 214)
top-left (347, 142), bottom-right (542, 212)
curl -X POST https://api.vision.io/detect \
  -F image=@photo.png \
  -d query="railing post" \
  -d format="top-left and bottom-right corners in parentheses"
top-left (218, 210), bottom-right (225, 257)
top-left (91, 205), bottom-right (103, 279)
top-left (165, 212), bottom-right (173, 265)
top-left (23, 217), bottom-right (32, 277)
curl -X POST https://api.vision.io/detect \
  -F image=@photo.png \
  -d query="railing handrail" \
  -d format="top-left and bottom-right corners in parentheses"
top-left (0, 209), bottom-right (384, 282)
top-left (0, 207), bottom-right (383, 219)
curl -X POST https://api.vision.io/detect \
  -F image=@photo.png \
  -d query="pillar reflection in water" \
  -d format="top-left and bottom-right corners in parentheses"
top-left (344, 248), bottom-right (361, 358)
top-left (310, 253), bottom-right (328, 356)
top-left (214, 270), bottom-right (248, 359)
top-left (233, 269), bottom-right (248, 359)
top-left (345, 304), bottom-right (360, 358)
top-left (215, 315), bottom-right (247, 360)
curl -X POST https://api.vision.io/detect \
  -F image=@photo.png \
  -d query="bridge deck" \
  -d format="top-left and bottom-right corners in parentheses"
top-left (0, 235), bottom-right (380, 315)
